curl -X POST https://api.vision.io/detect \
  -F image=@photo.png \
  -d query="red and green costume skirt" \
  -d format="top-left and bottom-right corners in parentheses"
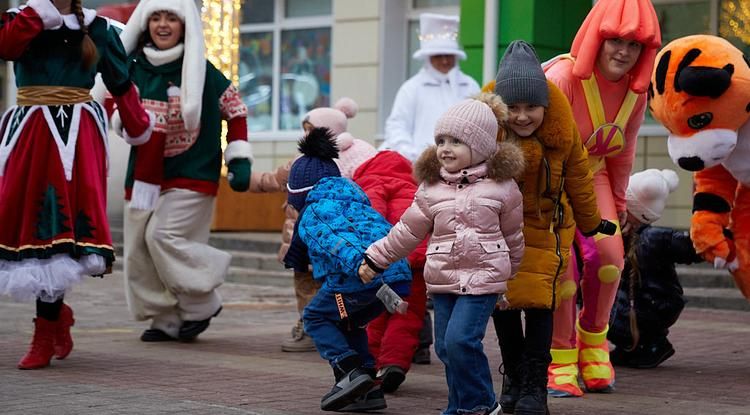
top-left (0, 105), bottom-right (114, 302)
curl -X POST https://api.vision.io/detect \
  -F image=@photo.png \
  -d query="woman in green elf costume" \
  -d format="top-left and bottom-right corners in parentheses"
top-left (115, 0), bottom-right (252, 343)
top-left (0, 0), bottom-right (154, 369)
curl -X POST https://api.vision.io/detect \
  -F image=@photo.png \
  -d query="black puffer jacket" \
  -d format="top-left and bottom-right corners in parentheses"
top-left (608, 226), bottom-right (703, 348)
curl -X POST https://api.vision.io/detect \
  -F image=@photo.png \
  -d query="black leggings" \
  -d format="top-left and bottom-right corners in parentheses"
top-left (492, 308), bottom-right (553, 369)
top-left (36, 298), bottom-right (63, 321)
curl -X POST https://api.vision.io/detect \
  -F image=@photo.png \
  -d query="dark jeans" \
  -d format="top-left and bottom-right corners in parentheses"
top-left (303, 287), bottom-right (386, 370)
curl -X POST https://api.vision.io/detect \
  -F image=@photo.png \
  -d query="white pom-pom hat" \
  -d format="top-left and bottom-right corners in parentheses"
top-left (626, 169), bottom-right (680, 224)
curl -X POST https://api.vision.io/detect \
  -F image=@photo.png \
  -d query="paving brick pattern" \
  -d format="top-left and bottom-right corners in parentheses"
top-left (1, 273), bottom-right (748, 414)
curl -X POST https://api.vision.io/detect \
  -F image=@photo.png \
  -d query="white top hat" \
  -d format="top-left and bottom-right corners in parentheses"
top-left (413, 13), bottom-right (467, 60)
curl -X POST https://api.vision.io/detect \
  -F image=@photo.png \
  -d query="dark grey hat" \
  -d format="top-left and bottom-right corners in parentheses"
top-left (494, 40), bottom-right (549, 107)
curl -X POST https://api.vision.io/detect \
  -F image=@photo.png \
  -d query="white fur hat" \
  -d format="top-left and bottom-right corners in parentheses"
top-left (626, 169), bottom-right (680, 224)
top-left (119, 0), bottom-right (205, 132)
top-left (412, 13), bottom-right (466, 60)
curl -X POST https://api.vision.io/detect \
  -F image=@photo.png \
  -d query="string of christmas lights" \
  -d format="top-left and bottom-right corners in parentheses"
top-left (720, 0), bottom-right (750, 44)
top-left (201, 0), bottom-right (241, 84)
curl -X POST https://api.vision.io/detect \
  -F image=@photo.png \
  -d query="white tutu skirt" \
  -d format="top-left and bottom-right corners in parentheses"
top-left (0, 254), bottom-right (106, 302)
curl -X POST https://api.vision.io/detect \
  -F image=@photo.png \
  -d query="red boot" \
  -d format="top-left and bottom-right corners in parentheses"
top-left (54, 303), bottom-right (75, 360)
top-left (17, 317), bottom-right (56, 370)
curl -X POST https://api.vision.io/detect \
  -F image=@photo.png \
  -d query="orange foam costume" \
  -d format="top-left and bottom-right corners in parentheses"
top-left (543, 0), bottom-right (661, 396)
top-left (649, 35), bottom-right (750, 299)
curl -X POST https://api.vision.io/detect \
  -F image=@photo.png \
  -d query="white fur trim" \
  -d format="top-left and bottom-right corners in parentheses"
top-left (26, 0), bottom-right (62, 29)
top-left (123, 110), bottom-right (155, 146)
top-left (130, 180), bottom-right (161, 211)
top-left (224, 140), bottom-right (253, 164)
top-left (120, 0), bottom-right (205, 131)
top-left (0, 254), bottom-right (105, 302)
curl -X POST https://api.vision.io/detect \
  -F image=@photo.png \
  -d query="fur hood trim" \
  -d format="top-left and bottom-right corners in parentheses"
top-left (532, 80), bottom-right (579, 149)
top-left (414, 140), bottom-right (525, 184)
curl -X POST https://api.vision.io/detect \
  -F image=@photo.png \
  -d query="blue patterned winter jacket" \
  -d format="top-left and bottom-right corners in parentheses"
top-left (297, 177), bottom-right (412, 293)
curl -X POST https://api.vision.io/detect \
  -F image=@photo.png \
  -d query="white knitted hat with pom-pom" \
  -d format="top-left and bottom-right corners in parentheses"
top-left (626, 169), bottom-right (680, 224)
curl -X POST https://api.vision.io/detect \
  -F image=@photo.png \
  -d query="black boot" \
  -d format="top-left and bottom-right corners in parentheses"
top-left (499, 363), bottom-right (521, 413)
top-left (321, 355), bottom-right (374, 411)
top-left (515, 358), bottom-right (550, 415)
top-left (493, 310), bottom-right (524, 414)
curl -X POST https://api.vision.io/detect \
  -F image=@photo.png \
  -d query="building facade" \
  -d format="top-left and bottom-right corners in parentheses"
top-left (2, 0), bottom-right (748, 229)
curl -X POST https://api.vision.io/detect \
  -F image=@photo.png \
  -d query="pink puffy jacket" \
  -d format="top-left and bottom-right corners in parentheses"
top-left (366, 142), bottom-right (525, 296)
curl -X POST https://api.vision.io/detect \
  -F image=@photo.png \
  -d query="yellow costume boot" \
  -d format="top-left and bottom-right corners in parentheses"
top-left (546, 348), bottom-right (583, 397)
top-left (577, 321), bottom-right (615, 392)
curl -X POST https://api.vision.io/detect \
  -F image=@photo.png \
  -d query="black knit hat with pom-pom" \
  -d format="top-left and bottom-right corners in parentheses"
top-left (287, 127), bottom-right (341, 211)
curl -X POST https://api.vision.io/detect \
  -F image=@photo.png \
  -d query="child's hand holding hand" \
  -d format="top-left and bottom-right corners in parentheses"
top-left (358, 259), bottom-right (377, 283)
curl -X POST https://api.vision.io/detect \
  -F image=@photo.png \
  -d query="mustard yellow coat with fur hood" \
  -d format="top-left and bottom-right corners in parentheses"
top-left (483, 80), bottom-right (601, 309)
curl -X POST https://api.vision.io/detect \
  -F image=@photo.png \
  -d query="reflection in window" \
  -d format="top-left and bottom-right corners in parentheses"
top-left (720, 0), bottom-right (750, 55)
top-left (239, 32), bottom-right (274, 132)
top-left (279, 28), bottom-right (331, 130)
top-left (413, 0), bottom-right (460, 8)
top-left (286, 0), bottom-right (331, 18)
top-left (242, 0), bottom-right (274, 24)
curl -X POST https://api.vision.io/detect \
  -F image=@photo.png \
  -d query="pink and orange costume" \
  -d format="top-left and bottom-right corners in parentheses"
top-left (543, 0), bottom-right (661, 396)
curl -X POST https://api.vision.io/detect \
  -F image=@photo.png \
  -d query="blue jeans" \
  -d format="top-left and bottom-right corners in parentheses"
top-left (303, 287), bottom-right (385, 370)
top-left (433, 293), bottom-right (498, 415)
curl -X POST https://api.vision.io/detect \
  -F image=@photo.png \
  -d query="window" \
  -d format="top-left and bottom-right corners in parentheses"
top-left (238, 0), bottom-right (331, 136)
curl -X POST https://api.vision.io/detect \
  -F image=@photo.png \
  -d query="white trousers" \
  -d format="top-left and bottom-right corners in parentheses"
top-left (124, 188), bottom-right (230, 333)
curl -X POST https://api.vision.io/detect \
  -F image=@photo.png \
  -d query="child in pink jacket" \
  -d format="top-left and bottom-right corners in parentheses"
top-left (360, 93), bottom-right (525, 415)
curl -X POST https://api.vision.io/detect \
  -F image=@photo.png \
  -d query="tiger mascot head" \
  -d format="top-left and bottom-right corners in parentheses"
top-left (649, 35), bottom-right (750, 171)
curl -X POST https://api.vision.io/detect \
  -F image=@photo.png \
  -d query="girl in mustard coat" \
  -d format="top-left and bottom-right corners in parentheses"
top-left (486, 41), bottom-right (609, 415)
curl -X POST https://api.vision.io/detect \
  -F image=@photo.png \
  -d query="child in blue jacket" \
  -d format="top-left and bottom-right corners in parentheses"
top-left (283, 127), bottom-right (412, 412)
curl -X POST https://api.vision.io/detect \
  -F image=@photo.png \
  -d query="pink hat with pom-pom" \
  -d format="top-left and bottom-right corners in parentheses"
top-left (303, 97), bottom-right (358, 138)
top-left (335, 133), bottom-right (377, 179)
top-left (626, 169), bottom-right (679, 224)
top-left (303, 97), bottom-right (377, 178)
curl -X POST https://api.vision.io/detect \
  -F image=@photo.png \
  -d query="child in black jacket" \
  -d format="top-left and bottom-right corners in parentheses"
top-left (608, 169), bottom-right (703, 368)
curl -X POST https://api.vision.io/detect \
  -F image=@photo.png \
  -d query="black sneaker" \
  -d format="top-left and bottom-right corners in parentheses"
top-left (178, 306), bottom-right (222, 342)
top-left (377, 366), bottom-right (406, 393)
top-left (336, 385), bottom-right (387, 412)
top-left (321, 368), bottom-right (374, 411)
top-left (140, 328), bottom-right (176, 342)
top-left (611, 339), bottom-right (675, 369)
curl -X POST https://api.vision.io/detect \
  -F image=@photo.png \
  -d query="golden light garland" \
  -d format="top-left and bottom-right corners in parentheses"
top-left (201, 0), bottom-right (242, 155)
top-left (720, 0), bottom-right (750, 44)
top-left (201, 0), bottom-right (241, 84)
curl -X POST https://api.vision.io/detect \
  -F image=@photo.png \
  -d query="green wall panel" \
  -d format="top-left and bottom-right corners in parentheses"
top-left (460, 0), bottom-right (591, 78)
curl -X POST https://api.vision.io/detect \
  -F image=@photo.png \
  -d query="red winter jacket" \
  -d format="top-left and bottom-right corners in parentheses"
top-left (352, 151), bottom-right (427, 269)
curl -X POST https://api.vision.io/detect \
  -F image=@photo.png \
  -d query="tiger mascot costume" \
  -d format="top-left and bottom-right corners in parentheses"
top-left (649, 34), bottom-right (750, 299)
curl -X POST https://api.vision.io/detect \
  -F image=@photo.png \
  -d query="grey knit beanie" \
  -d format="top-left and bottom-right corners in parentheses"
top-left (434, 99), bottom-right (498, 163)
top-left (494, 40), bottom-right (549, 107)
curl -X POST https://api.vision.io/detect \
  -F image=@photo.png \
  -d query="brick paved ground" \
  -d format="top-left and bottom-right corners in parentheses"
top-left (1, 273), bottom-right (748, 415)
